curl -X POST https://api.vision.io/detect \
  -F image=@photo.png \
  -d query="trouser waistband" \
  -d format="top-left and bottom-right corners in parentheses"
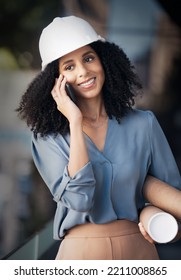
top-left (65, 220), bottom-right (140, 238)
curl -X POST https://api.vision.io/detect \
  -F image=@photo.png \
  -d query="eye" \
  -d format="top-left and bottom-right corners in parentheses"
top-left (84, 56), bottom-right (94, 63)
top-left (65, 65), bottom-right (74, 71)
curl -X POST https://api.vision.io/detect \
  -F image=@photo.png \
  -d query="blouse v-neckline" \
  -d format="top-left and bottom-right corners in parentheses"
top-left (83, 117), bottom-right (111, 153)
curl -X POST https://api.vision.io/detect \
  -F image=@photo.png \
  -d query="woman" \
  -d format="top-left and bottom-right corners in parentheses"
top-left (16, 16), bottom-right (181, 259)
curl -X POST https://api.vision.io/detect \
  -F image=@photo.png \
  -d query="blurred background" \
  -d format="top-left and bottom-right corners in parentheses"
top-left (0, 0), bottom-right (181, 259)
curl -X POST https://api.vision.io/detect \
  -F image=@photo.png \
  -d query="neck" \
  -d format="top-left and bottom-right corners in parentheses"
top-left (78, 98), bottom-right (108, 129)
top-left (78, 97), bottom-right (107, 121)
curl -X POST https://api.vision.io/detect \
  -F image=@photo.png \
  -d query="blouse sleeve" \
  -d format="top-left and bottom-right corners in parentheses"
top-left (31, 134), bottom-right (96, 212)
top-left (147, 111), bottom-right (181, 190)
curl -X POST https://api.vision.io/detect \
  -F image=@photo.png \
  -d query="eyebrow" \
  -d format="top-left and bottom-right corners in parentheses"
top-left (62, 51), bottom-right (95, 66)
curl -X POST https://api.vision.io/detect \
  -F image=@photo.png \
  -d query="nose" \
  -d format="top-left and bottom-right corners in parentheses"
top-left (77, 63), bottom-right (88, 78)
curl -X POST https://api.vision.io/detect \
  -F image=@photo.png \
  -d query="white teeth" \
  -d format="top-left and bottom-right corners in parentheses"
top-left (80, 78), bottom-right (94, 87)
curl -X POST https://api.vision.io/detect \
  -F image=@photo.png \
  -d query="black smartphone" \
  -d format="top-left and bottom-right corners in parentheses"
top-left (65, 83), bottom-right (77, 104)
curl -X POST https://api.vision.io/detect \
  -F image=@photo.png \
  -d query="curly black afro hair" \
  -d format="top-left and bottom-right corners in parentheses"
top-left (16, 41), bottom-right (142, 137)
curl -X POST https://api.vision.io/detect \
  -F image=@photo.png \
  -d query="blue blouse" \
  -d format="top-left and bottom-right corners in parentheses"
top-left (31, 109), bottom-right (181, 240)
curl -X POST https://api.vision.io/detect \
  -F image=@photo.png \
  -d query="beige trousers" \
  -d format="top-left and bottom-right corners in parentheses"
top-left (55, 220), bottom-right (159, 260)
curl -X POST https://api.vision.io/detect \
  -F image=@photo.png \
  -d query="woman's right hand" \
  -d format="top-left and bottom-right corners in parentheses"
top-left (51, 74), bottom-right (82, 125)
top-left (51, 74), bottom-right (89, 177)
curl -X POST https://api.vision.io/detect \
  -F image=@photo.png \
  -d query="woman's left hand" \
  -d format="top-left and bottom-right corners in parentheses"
top-left (138, 222), bottom-right (155, 244)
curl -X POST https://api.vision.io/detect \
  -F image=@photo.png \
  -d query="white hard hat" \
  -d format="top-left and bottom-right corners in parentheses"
top-left (39, 16), bottom-right (105, 69)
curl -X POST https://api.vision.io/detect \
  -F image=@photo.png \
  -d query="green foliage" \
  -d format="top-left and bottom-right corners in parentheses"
top-left (0, 0), bottom-right (65, 69)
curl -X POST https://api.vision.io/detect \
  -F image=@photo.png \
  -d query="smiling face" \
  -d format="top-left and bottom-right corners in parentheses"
top-left (59, 45), bottom-right (105, 100)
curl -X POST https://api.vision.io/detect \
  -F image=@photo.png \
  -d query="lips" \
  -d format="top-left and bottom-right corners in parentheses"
top-left (78, 78), bottom-right (95, 88)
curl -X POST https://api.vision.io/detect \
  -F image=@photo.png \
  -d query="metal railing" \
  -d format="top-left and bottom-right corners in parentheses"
top-left (2, 219), bottom-right (181, 260)
top-left (3, 220), bottom-right (57, 260)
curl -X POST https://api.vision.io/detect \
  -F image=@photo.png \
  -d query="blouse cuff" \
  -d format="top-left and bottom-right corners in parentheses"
top-left (53, 162), bottom-right (96, 208)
